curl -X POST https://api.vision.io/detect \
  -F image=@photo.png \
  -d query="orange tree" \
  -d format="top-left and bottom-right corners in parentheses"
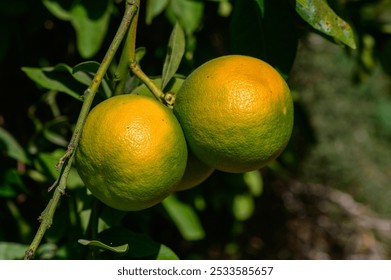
top-left (1, 0), bottom-right (389, 259)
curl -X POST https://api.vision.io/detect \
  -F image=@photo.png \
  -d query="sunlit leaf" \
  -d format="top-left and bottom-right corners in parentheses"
top-left (69, 0), bottom-right (112, 58)
top-left (161, 22), bottom-right (186, 91)
top-left (162, 195), bottom-right (205, 241)
top-left (0, 242), bottom-right (27, 260)
top-left (22, 64), bottom-right (84, 100)
top-left (292, 0), bottom-right (356, 49)
top-left (43, 0), bottom-right (112, 58)
top-left (96, 227), bottom-right (179, 259)
top-left (66, 168), bottom-right (84, 190)
top-left (156, 244), bottom-right (179, 260)
top-left (79, 209), bottom-right (91, 234)
top-left (78, 239), bottom-right (129, 254)
top-left (166, 0), bottom-right (204, 35)
top-left (136, 47), bottom-right (147, 62)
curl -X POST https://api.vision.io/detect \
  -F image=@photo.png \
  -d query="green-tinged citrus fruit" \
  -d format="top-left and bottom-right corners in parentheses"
top-left (135, 77), bottom-right (215, 191)
top-left (75, 94), bottom-right (188, 211)
top-left (174, 152), bottom-right (214, 191)
top-left (173, 55), bottom-right (294, 173)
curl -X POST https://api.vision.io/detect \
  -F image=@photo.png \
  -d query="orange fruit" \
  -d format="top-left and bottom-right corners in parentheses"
top-left (174, 151), bottom-right (214, 191)
top-left (173, 55), bottom-right (294, 173)
top-left (75, 94), bottom-right (187, 211)
top-left (134, 77), bottom-right (214, 191)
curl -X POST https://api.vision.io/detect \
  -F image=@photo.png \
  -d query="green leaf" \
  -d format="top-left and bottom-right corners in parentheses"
top-left (0, 242), bottom-right (28, 260)
top-left (35, 153), bottom-right (61, 181)
top-left (156, 244), bottom-right (179, 260)
top-left (72, 61), bottom-right (112, 98)
top-left (0, 127), bottom-right (29, 163)
top-left (42, 0), bottom-right (71, 21)
top-left (232, 193), bottom-right (255, 221)
top-left (292, 0), bottom-right (356, 49)
top-left (66, 169), bottom-right (84, 190)
top-left (96, 227), bottom-right (179, 260)
top-left (165, 0), bottom-right (203, 58)
top-left (79, 209), bottom-right (92, 234)
top-left (161, 22), bottom-right (186, 91)
top-left (0, 169), bottom-right (26, 198)
top-left (35, 243), bottom-right (61, 260)
top-left (136, 47), bottom-right (147, 62)
top-left (243, 170), bottom-right (263, 197)
top-left (69, 0), bottom-right (112, 58)
top-left (35, 149), bottom-right (83, 189)
top-left (254, 0), bottom-right (265, 17)
top-left (72, 61), bottom-right (101, 85)
top-left (146, 0), bottom-right (169, 25)
top-left (78, 239), bottom-right (129, 254)
top-left (166, 0), bottom-right (204, 35)
top-left (99, 206), bottom-right (128, 229)
top-left (162, 195), bottom-right (205, 241)
top-left (42, 117), bottom-right (69, 147)
top-left (22, 64), bottom-right (84, 100)
top-left (43, 0), bottom-right (112, 58)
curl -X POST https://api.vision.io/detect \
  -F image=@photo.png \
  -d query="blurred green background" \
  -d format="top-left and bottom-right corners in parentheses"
top-left (1, 0), bottom-right (391, 259)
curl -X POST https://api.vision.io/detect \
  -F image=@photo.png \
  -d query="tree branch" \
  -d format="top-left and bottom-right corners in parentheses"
top-left (24, 0), bottom-right (139, 260)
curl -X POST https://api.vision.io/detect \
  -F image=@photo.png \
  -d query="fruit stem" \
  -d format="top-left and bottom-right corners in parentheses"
top-left (24, 0), bottom-right (139, 260)
top-left (125, 2), bottom-right (166, 103)
top-left (130, 61), bottom-right (165, 101)
top-left (113, 0), bottom-right (139, 96)
top-left (114, 0), bottom-right (167, 104)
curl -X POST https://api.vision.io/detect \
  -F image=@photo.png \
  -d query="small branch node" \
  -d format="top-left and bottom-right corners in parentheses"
top-left (24, 249), bottom-right (34, 260)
